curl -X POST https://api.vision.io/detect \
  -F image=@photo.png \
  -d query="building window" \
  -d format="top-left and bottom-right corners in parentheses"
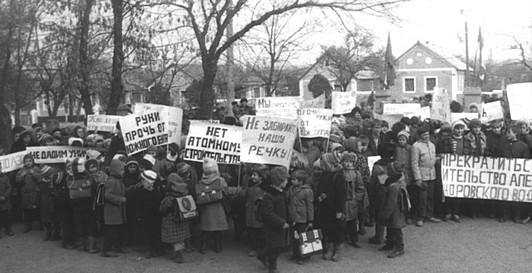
top-left (253, 87), bottom-right (261, 98)
top-left (457, 74), bottom-right (464, 92)
top-left (424, 76), bottom-right (437, 92)
top-left (403, 77), bottom-right (415, 93)
top-left (357, 80), bottom-right (374, 92)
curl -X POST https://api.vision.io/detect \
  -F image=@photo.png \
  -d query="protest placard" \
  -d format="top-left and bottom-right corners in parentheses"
top-left (383, 103), bottom-right (421, 117)
top-left (241, 115), bottom-right (298, 168)
top-left (255, 96), bottom-right (301, 119)
top-left (331, 91), bottom-right (357, 115)
top-left (120, 110), bottom-right (169, 155)
top-left (431, 88), bottom-right (451, 123)
top-left (26, 146), bottom-right (87, 164)
top-left (0, 151), bottom-right (27, 173)
top-left (367, 156), bottom-right (381, 173)
top-left (301, 94), bottom-right (325, 109)
top-left (183, 121), bottom-right (242, 164)
top-left (441, 154), bottom-right (532, 202)
top-left (374, 114), bottom-right (403, 129)
top-left (480, 101), bottom-right (504, 123)
top-left (450, 113), bottom-right (479, 123)
top-left (507, 83), bottom-right (532, 121)
top-left (420, 106), bottom-right (431, 120)
top-left (189, 119), bottom-right (220, 124)
top-left (297, 108), bottom-right (332, 138)
top-left (134, 103), bottom-right (183, 145)
top-left (87, 115), bottom-right (121, 132)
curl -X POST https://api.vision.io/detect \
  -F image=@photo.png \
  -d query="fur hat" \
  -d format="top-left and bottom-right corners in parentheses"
top-left (452, 120), bottom-right (467, 130)
top-left (270, 166), bottom-right (288, 186)
top-left (167, 173), bottom-right (188, 195)
top-left (203, 158), bottom-right (219, 175)
top-left (68, 137), bottom-right (84, 147)
top-left (141, 170), bottom-right (157, 184)
top-left (110, 159), bottom-right (125, 177)
top-left (397, 130), bottom-right (410, 140)
top-left (468, 118), bottom-right (482, 129)
top-left (176, 162), bottom-right (191, 176)
top-left (387, 161), bottom-right (405, 178)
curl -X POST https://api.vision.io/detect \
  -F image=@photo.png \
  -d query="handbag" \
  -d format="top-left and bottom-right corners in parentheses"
top-left (295, 228), bottom-right (323, 257)
top-left (174, 195), bottom-right (198, 221)
top-left (68, 178), bottom-right (93, 199)
top-left (195, 179), bottom-right (223, 205)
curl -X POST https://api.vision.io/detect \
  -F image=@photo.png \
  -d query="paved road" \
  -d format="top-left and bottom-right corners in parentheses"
top-left (1, 218), bottom-right (532, 273)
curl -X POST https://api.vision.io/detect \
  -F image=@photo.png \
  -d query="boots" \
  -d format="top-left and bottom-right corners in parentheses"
top-left (387, 247), bottom-right (405, 258)
top-left (331, 243), bottom-right (343, 262)
top-left (87, 237), bottom-right (99, 254)
top-left (173, 250), bottom-right (185, 263)
top-left (214, 233), bottom-right (222, 253)
top-left (322, 243), bottom-right (334, 261)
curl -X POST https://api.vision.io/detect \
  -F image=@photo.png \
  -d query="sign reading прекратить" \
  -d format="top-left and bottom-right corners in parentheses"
top-left (120, 110), bottom-right (169, 155)
top-left (441, 154), bottom-right (532, 202)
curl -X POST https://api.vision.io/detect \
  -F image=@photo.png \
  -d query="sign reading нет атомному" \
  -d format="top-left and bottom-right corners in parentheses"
top-left (183, 121), bottom-right (242, 164)
top-left (441, 154), bottom-right (532, 202)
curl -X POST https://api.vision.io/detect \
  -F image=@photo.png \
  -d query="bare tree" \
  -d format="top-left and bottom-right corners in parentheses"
top-left (512, 36), bottom-right (532, 72)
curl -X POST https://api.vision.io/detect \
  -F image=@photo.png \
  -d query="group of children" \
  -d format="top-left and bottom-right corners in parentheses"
top-left (1, 103), bottom-right (531, 273)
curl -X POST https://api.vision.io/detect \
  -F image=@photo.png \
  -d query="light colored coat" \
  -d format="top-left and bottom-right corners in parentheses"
top-left (411, 140), bottom-right (436, 181)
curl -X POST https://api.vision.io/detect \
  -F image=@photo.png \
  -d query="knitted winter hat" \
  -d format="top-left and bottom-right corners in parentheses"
top-left (176, 162), bottom-right (191, 176)
top-left (40, 165), bottom-right (55, 178)
top-left (387, 161), bottom-right (405, 178)
top-left (203, 158), bottom-right (219, 175)
top-left (68, 137), bottom-right (84, 147)
top-left (141, 170), bottom-right (157, 184)
top-left (397, 130), bottom-right (410, 140)
top-left (126, 157), bottom-right (138, 167)
top-left (113, 151), bottom-right (128, 162)
top-left (167, 173), bottom-right (187, 195)
top-left (270, 166), bottom-right (288, 186)
top-left (452, 120), bottom-right (467, 130)
top-left (139, 154), bottom-right (156, 169)
top-left (330, 143), bottom-right (344, 153)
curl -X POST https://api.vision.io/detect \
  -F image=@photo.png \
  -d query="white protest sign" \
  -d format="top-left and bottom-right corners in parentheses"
top-left (26, 146), bottom-right (87, 164)
top-left (0, 151), bottom-right (26, 173)
top-left (374, 114), bottom-right (403, 128)
top-left (480, 101), bottom-right (504, 123)
top-left (183, 121), bottom-right (242, 164)
top-left (431, 88), bottom-right (451, 123)
top-left (241, 115), bottom-right (298, 168)
top-left (442, 154), bottom-right (532, 202)
top-left (135, 103), bottom-right (183, 145)
top-left (331, 91), bottom-right (357, 115)
top-left (420, 106), bottom-right (431, 120)
top-left (507, 83), bottom-right (532, 121)
top-left (383, 103), bottom-right (421, 117)
top-left (189, 119), bottom-right (220, 124)
top-left (297, 108), bottom-right (332, 138)
top-left (301, 94), bottom-right (325, 109)
top-left (120, 110), bottom-right (169, 155)
top-left (451, 113), bottom-right (479, 123)
top-left (255, 96), bottom-right (301, 119)
top-left (87, 115), bottom-right (121, 132)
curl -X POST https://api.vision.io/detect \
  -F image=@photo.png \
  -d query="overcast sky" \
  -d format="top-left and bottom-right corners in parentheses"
top-left (297, 0), bottom-right (532, 66)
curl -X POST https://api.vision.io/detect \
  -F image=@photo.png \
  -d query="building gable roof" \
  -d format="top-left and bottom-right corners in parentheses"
top-left (395, 41), bottom-right (471, 71)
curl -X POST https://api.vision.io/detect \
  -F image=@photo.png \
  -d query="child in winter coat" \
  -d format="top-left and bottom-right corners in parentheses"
top-left (0, 163), bottom-right (13, 237)
top-left (395, 130), bottom-right (414, 223)
top-left (341, 153), bottom-right (364, 249)
top-left (65, 158), bottom-right (99, 253)
top-left (39, 165), bottom-right (62, 241)
top-left (124, 158), bottom-right (141, 244)
top-left (464, 119), bottom-right (487, 219)
top-left (101, 159), bottom-right (127, 257)
top-left (257, 166), bottom-right (290, 273)
top-left (135, 170), bottom-right (163, 258)
top-left (377, 162), bottom-right (408, 258)
top-left (287, 169), bottom-right (314, 264)
top-left (16, 153), bottom-right (42, 233)
top-left (242, 166), bottom-right (268, 257)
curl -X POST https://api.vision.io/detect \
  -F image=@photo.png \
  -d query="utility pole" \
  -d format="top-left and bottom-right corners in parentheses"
top-left (226, 0), bottom-right (235, 117)
top-left (465, 21), bottom-right (469, 87)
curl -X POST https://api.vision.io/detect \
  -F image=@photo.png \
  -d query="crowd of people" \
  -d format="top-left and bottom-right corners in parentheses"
top-left (1, 100), bottom-right (531, 273)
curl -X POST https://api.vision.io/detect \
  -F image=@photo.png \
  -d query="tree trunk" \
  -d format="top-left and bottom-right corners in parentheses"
top-left (78, 0), bottom-right (94, 116)
top-left (107, 0), bottom-right (124, 115)
top-left (0, 25), bottom-right (13, 149)
top-left (198, 57), bottom-right (218, 119)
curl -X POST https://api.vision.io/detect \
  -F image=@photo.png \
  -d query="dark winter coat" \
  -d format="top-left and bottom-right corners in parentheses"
top-left (0, 174), bottom-right (12, 211)
top-left (244, 184), bottom-right (265, 228)
top-left (464, 131), bottom-right (487, 156)
top-left (104, 135), bottom-right (126, 166)
top-left (104, 175), bottom-right (127, 225)
top-left (344, 170), bottom-right (364, 221)
top-left (500, 139), bottom-right (530, 159)
top-left (159, 195), bottom-right (190, 244)
top-left (486, 132), bottom-right (504, 157)
top-left (378, 178), bottom-right (407, 229)
top-left (261, 185), bottom-right (289, 248)
top-left (16, 166), bottom-right (42, 209)
top-left (315, 171), bottom-right (347, 230)
top-left (287, 184), bottom-right (314, 225)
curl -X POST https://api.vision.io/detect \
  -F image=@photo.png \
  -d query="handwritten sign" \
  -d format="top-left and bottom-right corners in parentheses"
top-left (135, 103), bottom-right (183, 146)
top-left (183, 121), bottom-right (241, 164)
top-left (507, 83), bottom-right (532, 121)
top-left (87, 115), bottom-right (120, 132)
top-left (431, 88), bottom-right (451, 123)
top-left (255, 96), bottom-right (301, 119)
top-left (26, 146), bottom-right (87, 164)
top-left (301, 94), bottom-right (325, 109)
top-left (297, 108), bottom-right (332, 138)
top-left (0, 151), bottom-right (27, 173)
top-left (120, 110), bottom-right (169, 155)
top-left (331, 91), bottom-right (357, 115)
top-left (241, 115), bottom-right (298, 168)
